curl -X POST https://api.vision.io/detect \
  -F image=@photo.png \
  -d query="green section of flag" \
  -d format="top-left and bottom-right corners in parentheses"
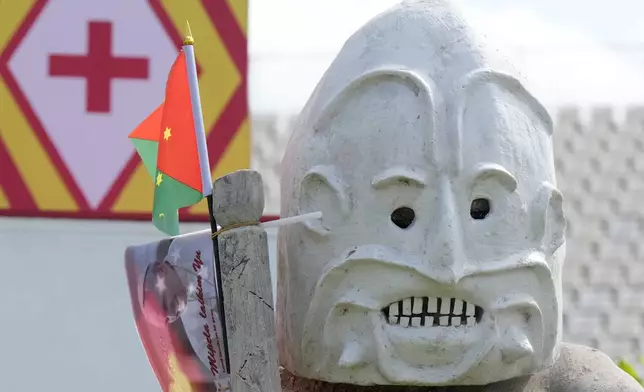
top-left (131, 138), bottom-right (159, 180)
top-left (152, 170), bottom-right (203, 236)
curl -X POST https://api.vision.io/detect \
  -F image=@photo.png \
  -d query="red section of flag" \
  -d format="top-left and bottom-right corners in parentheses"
top-left (156, 51), bottom-right (202, 193)
top-left (129, 103), bottom-right (164, 141)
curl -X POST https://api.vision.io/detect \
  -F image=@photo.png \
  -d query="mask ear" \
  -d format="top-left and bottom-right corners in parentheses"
top-left (298, 165), bottom-right (350, 236)
top-left (530, 182), bottom-right (566, 254)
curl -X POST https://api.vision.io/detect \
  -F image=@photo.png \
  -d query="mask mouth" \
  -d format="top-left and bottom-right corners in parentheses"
top-left (381, 297), bottom-right (484, 327)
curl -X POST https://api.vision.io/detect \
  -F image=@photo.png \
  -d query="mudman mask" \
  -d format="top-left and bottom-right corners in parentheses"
top-left (277, 0), bottom-right (567, 386)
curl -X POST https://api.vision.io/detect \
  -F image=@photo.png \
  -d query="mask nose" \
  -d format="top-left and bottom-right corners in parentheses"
top-left (425, 182), bottom-right (467, 285)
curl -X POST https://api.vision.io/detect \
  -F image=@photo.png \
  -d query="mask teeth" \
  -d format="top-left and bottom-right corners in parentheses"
top-left (381, 297), bottom-right (484, 327)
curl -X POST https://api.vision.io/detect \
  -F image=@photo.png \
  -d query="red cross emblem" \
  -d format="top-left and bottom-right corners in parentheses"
top-left (49, 21), bottom-right (150, 113)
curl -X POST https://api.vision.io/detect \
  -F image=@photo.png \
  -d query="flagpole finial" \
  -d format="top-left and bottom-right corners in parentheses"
top-left (184, 20), bottom-right (194, 45)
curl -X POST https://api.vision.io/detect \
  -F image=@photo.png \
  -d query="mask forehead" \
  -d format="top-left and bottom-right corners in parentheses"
top-left (315, 72), bottom-right (437, 183)
top-left (456, 72), bottom-right (555, 186)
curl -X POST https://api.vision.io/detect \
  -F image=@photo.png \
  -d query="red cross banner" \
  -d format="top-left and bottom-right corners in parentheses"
top-left (0, 0), bottom-right (249, 220)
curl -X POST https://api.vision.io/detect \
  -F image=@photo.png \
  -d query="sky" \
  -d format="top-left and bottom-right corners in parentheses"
top-left (246, 0), bottom-right (644, 115)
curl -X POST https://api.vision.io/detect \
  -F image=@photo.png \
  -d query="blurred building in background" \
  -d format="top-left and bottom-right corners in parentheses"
top-left (1, 0), bottom-right (643, 390)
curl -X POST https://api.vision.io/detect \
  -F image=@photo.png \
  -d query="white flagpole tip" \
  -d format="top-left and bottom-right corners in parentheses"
top-left (184, 20), bottom-right (194, 45)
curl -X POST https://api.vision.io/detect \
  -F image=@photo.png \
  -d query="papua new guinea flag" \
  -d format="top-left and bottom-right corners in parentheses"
top-left (128, 49), bottom-right (211, 236)
top-left (125, 230), bottom-right (231, 392)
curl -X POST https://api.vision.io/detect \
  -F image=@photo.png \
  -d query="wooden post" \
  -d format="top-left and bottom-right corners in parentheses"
top-left (212, 169), bottom-right (282, 392)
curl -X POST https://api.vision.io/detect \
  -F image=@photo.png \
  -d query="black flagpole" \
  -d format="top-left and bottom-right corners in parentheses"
top-left (206, 193), bottom-right (231, 374)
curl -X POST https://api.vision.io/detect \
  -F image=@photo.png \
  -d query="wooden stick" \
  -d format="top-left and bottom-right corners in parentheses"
top-left (259, 211), bottom-right (322, 230)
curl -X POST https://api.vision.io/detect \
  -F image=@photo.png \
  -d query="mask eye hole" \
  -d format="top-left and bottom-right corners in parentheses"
top-left (470, 198), bottom-right (491, 220)
top-left (391, 207), bottom-right (415, 229)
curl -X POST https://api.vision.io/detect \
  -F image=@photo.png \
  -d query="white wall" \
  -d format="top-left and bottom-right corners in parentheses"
top-left (0, 217), bottom-right (278, 392)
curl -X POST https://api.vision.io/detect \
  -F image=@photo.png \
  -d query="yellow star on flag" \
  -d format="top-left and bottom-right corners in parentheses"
top-left (163, 127), bottom-right (172, 141)
top-left (156, 173), bottom-right (163, 186)
top-left (159, 213), bottom-right (165, 218)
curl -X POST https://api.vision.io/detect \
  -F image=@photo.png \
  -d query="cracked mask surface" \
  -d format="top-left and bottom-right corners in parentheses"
top-left (277, 0), bottom-right (566, 386)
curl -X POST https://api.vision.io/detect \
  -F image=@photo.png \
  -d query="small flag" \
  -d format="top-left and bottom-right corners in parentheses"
top-left (153, 50), bottom-right (206, 236)
top-left (129, 47), bottom-right (211, 236)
